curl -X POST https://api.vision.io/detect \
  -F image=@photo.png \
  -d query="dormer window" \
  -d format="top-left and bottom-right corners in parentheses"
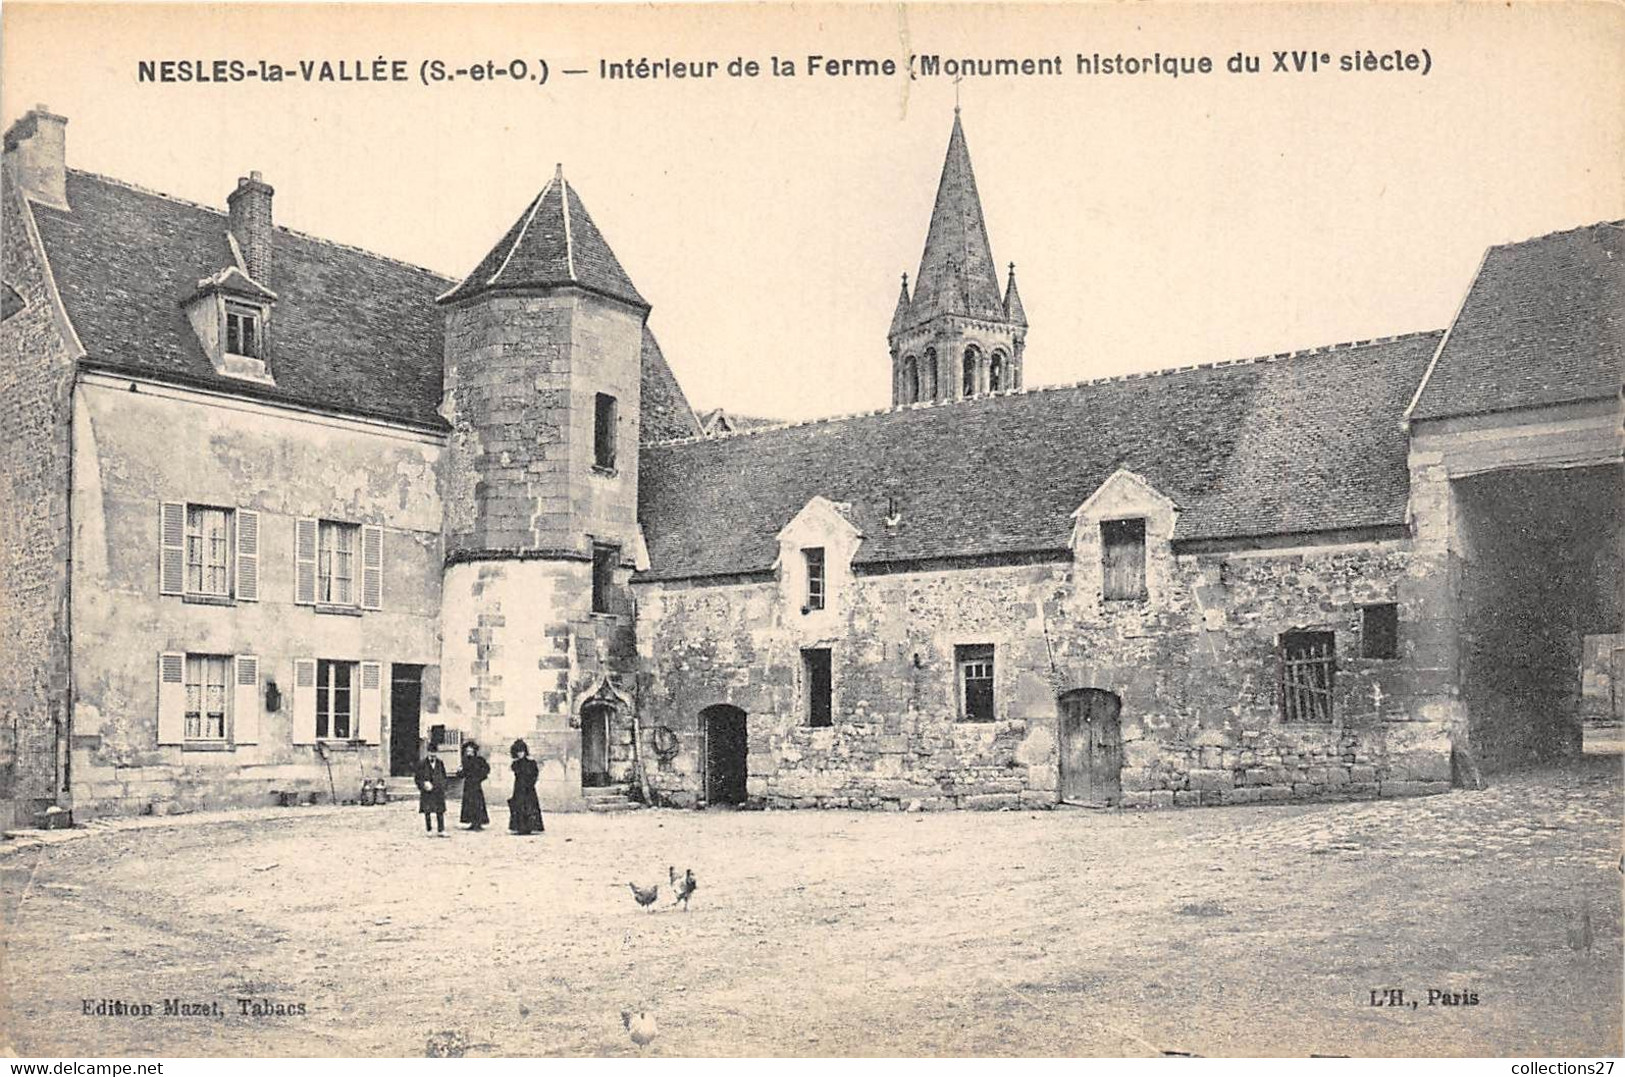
top-left (225, 303), bottom-right (262, 358)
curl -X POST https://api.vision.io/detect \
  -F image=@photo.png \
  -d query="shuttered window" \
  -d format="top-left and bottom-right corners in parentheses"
top-left (316, 659), bottom-right (357, 739)
top-left (317, 521), bottom-right (357, 606)
top-left (184, 654), bottom-right (230, 740)
top-left (161, 502), bottom-right (256, 601)
top-left (1101, 518), bottom-right (1148, 601)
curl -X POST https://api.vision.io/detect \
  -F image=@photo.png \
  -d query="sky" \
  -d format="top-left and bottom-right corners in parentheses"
top-left (3, 2), bottom-right (1622, 422)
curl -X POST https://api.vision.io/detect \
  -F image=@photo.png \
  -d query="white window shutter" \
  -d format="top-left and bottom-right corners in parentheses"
top-left (361, 525), bottom-right (383, 610)
top-left (159, 502), bottom-right (186, 595)
top-left (157, 652), bottom-right (186, 745)
top-left (359, 660), bottom-right (383, 744)
top-left (233, 654), bottom-right (260, 745)
top-left (292, 658), bottom-right (318, 744)
top-left (294, 518), bottom-right (318, 605)
top-left (235, 510), bottom-right (259, 602)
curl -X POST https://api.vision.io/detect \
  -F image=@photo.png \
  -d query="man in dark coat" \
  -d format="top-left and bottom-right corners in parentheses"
top-left (415, 743), bottom-right (449, 836)
top-left (459, 741), bottom-right (490, 831)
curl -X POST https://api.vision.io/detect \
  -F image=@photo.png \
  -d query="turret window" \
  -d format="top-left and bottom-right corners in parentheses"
top-left (990, 352), bottom-right (1007, 392)
top-left (594, 393), bottom-right (618, 471)
top-left (900, 357), bottom-right (918, 404)
top-left (923, 350), bottom-right (938, 400)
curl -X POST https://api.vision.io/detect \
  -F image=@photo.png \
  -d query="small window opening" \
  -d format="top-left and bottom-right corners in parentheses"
top-left (592, 543), bottom-right (618, 614)
top-left (804, 547), bottom-right (826, 611)
top-left (803, 648), bottom-right (833, 727)
top-left (956, 644), bottom-right (996, 722)
top-left (594, 393), bottom-right (618, 470)
top-left (963, 346), bottom-right (981, 397)
top-left (1101, 518), bottom-right (1148, 601)
top-left (1279, 631), bottom-right (1336, 723)
top-left (1362, 603), bottom-right (1399, 660)
top-left (225, 304), bottom-right (261, 358)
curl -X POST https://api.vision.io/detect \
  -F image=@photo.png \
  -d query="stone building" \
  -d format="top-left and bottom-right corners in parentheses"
top-left (0, 104), bottom-right (1619, 825)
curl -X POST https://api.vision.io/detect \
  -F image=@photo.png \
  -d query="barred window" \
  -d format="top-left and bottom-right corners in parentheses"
top-left (184, 654), bottom-right (230, 740)
top-left (1279, 631), bottom-right (1336, 722)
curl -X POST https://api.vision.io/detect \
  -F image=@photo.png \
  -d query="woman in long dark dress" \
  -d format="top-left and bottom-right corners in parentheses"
top-left (459, 741), bottom-right (490, 831)
top-left (508, 739), bottom-right (545, 835)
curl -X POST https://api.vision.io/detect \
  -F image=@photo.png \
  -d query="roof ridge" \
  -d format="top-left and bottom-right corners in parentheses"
top-left (644, 328), bottom-right (1445, 449)
top-left (64, 167), bottom-right (456, 282)
top-left (1489, 217), bottom-right (1625, 251)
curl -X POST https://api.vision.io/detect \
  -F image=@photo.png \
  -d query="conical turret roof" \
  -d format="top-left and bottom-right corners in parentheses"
top-left (1003, 263), bottom-right (1027, 327)
top-left (888, 274), bottom-right (913, 337)
top-left (439, 165), bottom-right (646, 308)
top-left (908, 113), bottom-right (1007, 327)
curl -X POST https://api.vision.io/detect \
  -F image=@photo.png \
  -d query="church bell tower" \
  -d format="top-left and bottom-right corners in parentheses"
top-left (888, 111), bottom-right (1027, 406)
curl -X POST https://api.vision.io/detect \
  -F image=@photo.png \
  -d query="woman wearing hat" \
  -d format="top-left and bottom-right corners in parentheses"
top-left (459, 740), bottom-right (491, 831)
top-left (508, 739), bottom-right (545, 835)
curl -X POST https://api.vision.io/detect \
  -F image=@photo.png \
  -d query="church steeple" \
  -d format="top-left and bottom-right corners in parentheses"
top-left (888, 112), bottom-right (1026, 407)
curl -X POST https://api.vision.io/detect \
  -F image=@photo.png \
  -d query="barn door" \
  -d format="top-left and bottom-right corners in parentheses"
top-left (1059, 689), bottom-right (1123, 806)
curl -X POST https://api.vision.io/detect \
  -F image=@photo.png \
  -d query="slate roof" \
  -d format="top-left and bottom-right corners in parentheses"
top-left (1409, 220), bottom-right (1624, 422)
top-left (902, 113), bottom-right (1010, 330)
top-left (637, 332), bottom-right (1443, 581)
top-left (26, 169), bottom-right (694, 434)
top-left (438, 166), bottom-right (646, 308)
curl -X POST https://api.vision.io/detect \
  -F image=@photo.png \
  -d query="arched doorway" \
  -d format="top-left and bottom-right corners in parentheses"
top-left (580, 702), bottom-right (614, 788)
top-left (1058, 688), bottom-right (1123, 806)
top-left (700, 704), bottom-right (748, 807)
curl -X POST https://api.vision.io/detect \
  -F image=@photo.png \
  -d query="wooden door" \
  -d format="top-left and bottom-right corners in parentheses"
top-left (1059, 689), bottom-right (1123, 805)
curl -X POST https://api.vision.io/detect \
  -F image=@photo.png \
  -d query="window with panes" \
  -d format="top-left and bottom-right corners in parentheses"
top-left (317, 521), bottom-right (359, 606)
top-left (184, 654), bottom-right (230, 741)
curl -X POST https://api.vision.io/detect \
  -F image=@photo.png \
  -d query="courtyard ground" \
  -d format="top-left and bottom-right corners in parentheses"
top-left (1, 750), bottom-right (1620, 1058)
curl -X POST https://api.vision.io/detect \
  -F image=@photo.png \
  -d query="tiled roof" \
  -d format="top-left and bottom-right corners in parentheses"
top-left (904, 113), bottom-right (1008, 329)
top-left (28, 170), bottom-right (694, 434)
top-left (33, 170), bottom-right (451, 427)
top-left (637, 332), bottom-right (1442, 581)
top-left (640, 330), bottom-right (702, 442)
top-left (438, 166), bottom-right (646, 308)
top-left (1409, 221), bottom-right (1624, 422)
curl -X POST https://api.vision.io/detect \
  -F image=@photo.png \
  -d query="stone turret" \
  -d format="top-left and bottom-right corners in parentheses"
top-left (436, 164), bottom-right (647, 808)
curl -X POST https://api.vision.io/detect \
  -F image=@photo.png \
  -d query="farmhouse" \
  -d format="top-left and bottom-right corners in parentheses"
top-left (0, 104), bottom-right (1618, 824)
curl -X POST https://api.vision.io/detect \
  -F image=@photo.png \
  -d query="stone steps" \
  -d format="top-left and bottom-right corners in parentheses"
top-left (583, 786), bottom-right (640, 813)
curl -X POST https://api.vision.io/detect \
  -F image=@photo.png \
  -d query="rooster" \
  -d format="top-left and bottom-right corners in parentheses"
top-left (669, 866), bottom-right (698, 912)
top-left (628, 881), bottom-right (659, 912)
top-left (621, 1008), bottom-right (657, 1051)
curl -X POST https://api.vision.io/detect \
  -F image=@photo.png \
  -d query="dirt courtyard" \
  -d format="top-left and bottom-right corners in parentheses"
top-left (3, 752), bottom-right (1620, 1058)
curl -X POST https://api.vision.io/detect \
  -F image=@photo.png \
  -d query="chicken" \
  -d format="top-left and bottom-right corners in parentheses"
top-left (621, 1008), bottom-right (657, 1050)
top-left (669, 866), bottom-right (698, 912)
top-left (628, 881), bottom-right (659, 912)
top-left (1566, 904), bottom-right (1594, 954)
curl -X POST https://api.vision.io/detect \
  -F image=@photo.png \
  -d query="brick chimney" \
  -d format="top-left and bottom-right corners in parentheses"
top-left (227, 171), bottom-right (274, 282)
top-left (2, 105), bottom-right (69, 210)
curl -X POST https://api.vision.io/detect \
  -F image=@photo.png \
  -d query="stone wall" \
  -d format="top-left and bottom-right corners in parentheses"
top-left (438, 557), bottom-right (638, 810)
top-left (634, 533), bottom-right (1454, 811)
top-left (0, 177), bottom-right (78, 828)
top-left (67, 377), bottom-right (444, 817)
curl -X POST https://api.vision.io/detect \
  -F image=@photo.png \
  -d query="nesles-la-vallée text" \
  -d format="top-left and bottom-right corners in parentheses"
top-left (83, 998), bottom-right (307, 1019)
